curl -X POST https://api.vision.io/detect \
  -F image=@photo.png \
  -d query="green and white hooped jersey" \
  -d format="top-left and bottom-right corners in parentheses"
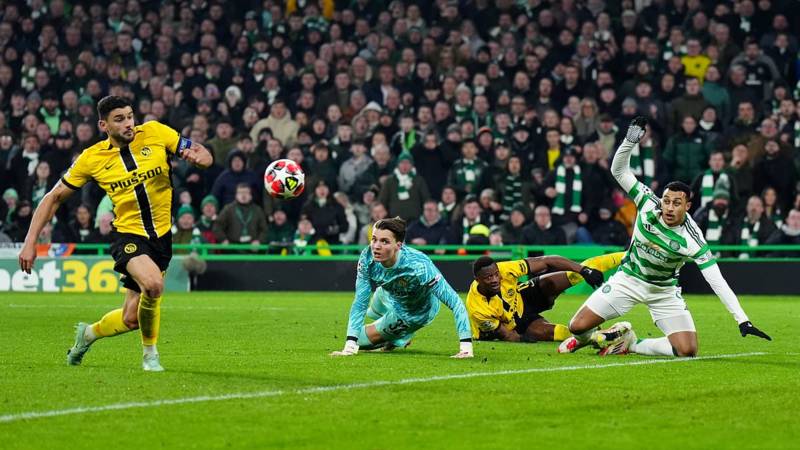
top-left (622, 181), bottom-right (717, 286)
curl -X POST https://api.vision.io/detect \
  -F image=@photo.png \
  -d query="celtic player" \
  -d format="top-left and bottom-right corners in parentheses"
top-left (559, 117), bottom-right (771, 357)
top-left (331, 217), bottom-right (473, 358)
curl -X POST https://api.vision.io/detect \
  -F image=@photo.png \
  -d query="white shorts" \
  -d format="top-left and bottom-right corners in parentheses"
top-left (581, 270), bottom-right (696, 335)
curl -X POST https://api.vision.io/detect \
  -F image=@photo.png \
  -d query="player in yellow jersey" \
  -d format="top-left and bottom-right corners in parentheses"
top-left (18, 96), bottom-right (213, 372)
top-left (466, 252), bottom-right (623, 342)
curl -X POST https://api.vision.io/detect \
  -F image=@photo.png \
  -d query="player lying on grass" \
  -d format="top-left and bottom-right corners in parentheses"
top-left (331, 217), bottom-right (474, 358)
top-left (560, 116), bottom-right (771, 357)
top-left (18, 96), bottom-right (213, 371)
top-left (467, 252), bottom-right (623, 343)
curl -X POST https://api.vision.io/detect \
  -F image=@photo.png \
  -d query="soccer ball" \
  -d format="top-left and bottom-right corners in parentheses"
top-left (264, 159), bottom-right (305, 199)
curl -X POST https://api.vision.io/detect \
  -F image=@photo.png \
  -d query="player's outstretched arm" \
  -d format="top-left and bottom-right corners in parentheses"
top-left (18, 181), bottom-right (75, 273)
top-left (525, 256), bottom-right (604, 288)
top-left (431, 276), bottom-right (474, 358)
top-left (180, 141), bottom-right (213, 168)
top-left (610, 116), bottom-right (647, 193)
top-left (700, 263), bottom-right (771, 341)
top-left (331, 254), bottom-right (373, 356)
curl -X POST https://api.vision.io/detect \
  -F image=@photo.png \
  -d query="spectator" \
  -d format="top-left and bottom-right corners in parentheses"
top-left (333, 191), bottom-right (357, 245)
top-left (3, 200), bottom-right (32, 242)
top-left (702, 66), bottom-right (731, 123)
top-left (753, 140), bottom-right (798, 212)
top-left (498, 155), bottom-right (533, 222)
top-left (447, 140), bottom-right (489, 197)
top-left (301, 180), bottom-right (348, 245)
top-left (729, 144), bottom-right (754, 200)
top-left (265, 209), bottom-right (294, 252)
top-left (521, 205), bottom-right (567, 245)
top-left (586, 202), bottom-right (630, 246)
top-left (669, 77), bottom-right (711, 133)
top-left (250, 99), bottom-right (299, 148)
top-left (735, 196), bottom-right (778, 258)
top-left (378, 152), bottom-right (430, 222)
top-left (206, 119), bottom-right (239, 166)
top-left (691, 151), bottom-right (736, 214)
top-left (9, 134), bottom-right (41, 192)
top-left (53, 203), bottom-right (99, 245)
top-left (544, 146), bottom-right (583, 239)
top-left (172, 205), bottom-right (205, 253)
top-left (580, 142), bottom-right (616, 222)
top-left (406, 199), bottom-right (450, 246)
top-left (693, 178), bottom-right (738, 248)
top-left (24, 160), bottom-right (55, 209)
top-left (662, 116), bottom-right (712, 184)
top-left (213, 183), bottom-right (267, 247)
top-left (411, 130), bottom-right (453, 200)
top-left (762, 186), bottom-right (785, 228)
top-left (499, 206), bottom-right (528, 246)
top-left (450, 196), bottom-right (491, 245)
top-left (197, 195), bottom-right (218, 244)
top-left (765, 209), bottom-right (800, 256)
top-left (337, 140), bottom-right (373, 198)
top-left (211, 151), bottom-right (261, 207)
top-left (438, 185), bottom-right (459, 224)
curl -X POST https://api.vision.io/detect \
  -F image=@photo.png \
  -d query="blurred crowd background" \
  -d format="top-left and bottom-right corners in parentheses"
top-left (0, 0), bottom-right (799, 255)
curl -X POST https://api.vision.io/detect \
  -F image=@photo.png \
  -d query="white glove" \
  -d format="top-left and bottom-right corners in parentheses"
top-left (451, 340), bottom-right (474, 358)
top-left (330, 339), bottom-right (359, 356)
top-left (624, 116), bottom-right (647, 144)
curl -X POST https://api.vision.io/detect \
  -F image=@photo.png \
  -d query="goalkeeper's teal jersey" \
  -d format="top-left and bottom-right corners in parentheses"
top-left (346, 247), bottom-right (472, 340)
top-left (621, 181), bottom-right (717, 286)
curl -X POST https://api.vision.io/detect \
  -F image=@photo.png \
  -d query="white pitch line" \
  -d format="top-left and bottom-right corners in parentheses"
top-left (0, 352), bottom-right (769, 424)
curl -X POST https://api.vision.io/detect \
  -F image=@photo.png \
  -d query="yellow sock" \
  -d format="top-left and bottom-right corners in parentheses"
top-left (566, 251), bottom-right (626, 285)
top-left (553, 324), bottom-right (571, 341)
top-left (138, 294), bottom-right (162, 346)
top-left (91, 308), bottom-right (131, 338)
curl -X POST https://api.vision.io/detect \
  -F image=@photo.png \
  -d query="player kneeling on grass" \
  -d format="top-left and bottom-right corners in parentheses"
top-left (559, 116), bottom-right (771, 357)
top-left (331, 217), bottom-right (474, 358)
top-left (467, 252), bottom-right (623, 342)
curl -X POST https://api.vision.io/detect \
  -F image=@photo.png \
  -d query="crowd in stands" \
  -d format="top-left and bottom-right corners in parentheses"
top-left (0, 0), bottom-right (799, 257)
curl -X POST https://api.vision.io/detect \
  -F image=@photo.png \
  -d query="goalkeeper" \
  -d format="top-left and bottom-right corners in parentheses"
top-left (331, 217), bottom-right (474, 358)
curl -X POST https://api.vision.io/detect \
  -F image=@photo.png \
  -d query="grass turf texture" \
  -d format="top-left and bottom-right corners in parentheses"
top-left (0, 292), bottom-right (797, 450)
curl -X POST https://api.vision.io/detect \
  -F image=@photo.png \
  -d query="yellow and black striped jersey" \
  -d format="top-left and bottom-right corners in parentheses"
top-left (61, 120), bottom-right (187, 239)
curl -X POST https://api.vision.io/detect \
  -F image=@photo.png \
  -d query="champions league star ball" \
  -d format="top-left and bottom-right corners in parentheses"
top-left (264, 159), bottom-right (305, 199)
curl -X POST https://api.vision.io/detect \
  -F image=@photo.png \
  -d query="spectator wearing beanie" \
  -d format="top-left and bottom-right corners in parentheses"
top-left (379, 151), bottom-right (430, 222)
top-left (197, 195), bottom-right (219, 244)
top-left (172, 205), bottom-right (205, 253)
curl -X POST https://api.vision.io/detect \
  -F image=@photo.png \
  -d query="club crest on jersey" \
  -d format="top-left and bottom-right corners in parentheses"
top-left (507, 288), bottom-right (515, 298)
top-left (140, 146), bottom-right (152, 157)
top-left (669, 240), bottom-right (680, 251)
top-left (602, 284), bottom-right (611, 293)
top-left (124, 243), bottom-right (137, 254)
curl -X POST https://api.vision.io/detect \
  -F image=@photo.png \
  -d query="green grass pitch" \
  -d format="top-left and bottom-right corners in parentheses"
top-left (1, 291), bottom-right (798, 449)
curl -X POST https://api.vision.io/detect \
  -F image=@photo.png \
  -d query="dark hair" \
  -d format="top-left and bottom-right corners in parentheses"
top-left (97, 95), bottom-right (133, 119)
top-left (472, 255), bottom-right (496, 277)
top-left (373, 216), bottom-right (406, 242)
top-left (664, 181), bottom-right (692, 200)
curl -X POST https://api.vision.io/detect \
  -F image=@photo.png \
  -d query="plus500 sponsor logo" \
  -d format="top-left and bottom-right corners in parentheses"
top-left (109, 166), bottom-right (163, 192)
